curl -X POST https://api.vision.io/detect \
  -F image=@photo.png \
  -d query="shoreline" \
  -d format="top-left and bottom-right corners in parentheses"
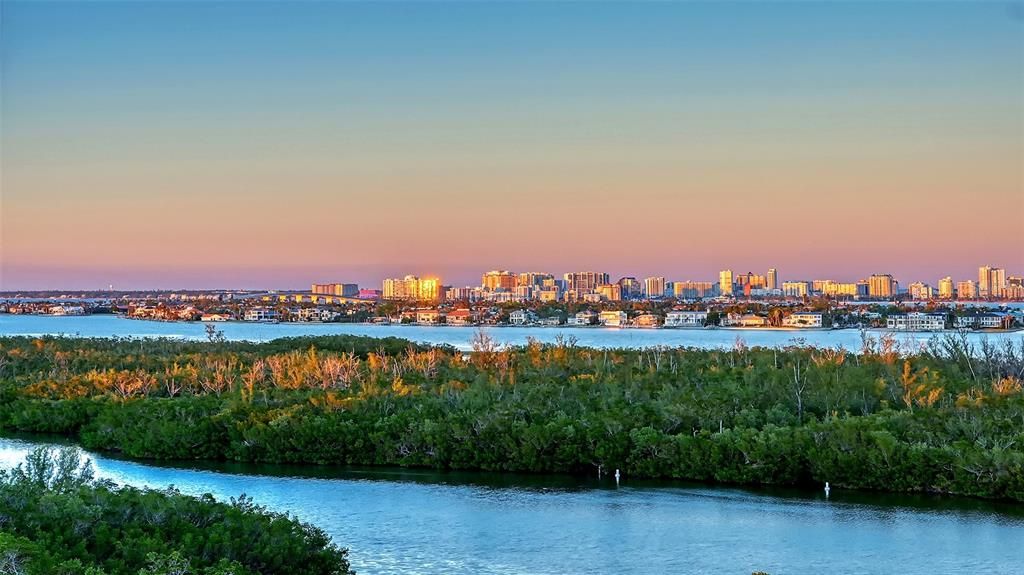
top-left (3, 431), bottom-right (1023, 509)
top-left (2, 313), bottom-right (1021, 335)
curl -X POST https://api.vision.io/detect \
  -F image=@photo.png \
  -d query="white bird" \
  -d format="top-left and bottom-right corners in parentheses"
top-left (825, 482), bottom-right (831, 497)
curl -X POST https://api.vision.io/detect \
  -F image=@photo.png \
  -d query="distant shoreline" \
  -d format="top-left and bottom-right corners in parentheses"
top-left (2, 313), bottom-right (1019, 335)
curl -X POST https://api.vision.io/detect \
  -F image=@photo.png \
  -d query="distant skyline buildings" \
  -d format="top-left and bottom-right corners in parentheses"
top-left (364, 263), bottom-right (1024, 304)
top-left (3, 261), bottom-right (1022, 298)
top-left (333, 263), bottom-right (1021, 304)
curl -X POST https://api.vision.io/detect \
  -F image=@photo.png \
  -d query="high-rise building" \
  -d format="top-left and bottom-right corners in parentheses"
top-left (767, 268), bottom-right (778, 291)
top-left (516, 272), bottom-right (554, 288)
top-left (564, 271), bottom-right (609, 297)
top-left (1007, 277), bottom-right (1024, 300)
top-left (311, 283), bottom-right (358, 297)
top-left (908, 282), bottom-right (933, 300)
top-left (956, 280), bottom-right (977, 300)
top-left (938, 277), bottom-right (954, 299)
top-left (596, 284), bottom-right (622, 301)
top-left (820, 281), bottom-right (857, 298)
top-left (782, 281), bottom-right (811, 297)
top-left (445, 287), bottom-right (478, 301)
top-left (978, 266), bottom-right (1006, 298)
top-left (617, 277), bottom-right (641, 300)
top-left (482, 270), bottom-right (516, 291)
top-left (383, 275), bottom-right (442, 301)
top-left (867, 274), bottom-right (897, 299)
top-left (644, 277), bottom-right (666, 299)
top-left (737, 272), bottom-right (767, 288)
top-left (719, 270), bottom-right (734, 296)
top-left (672, 281), bottom-right (718, 299)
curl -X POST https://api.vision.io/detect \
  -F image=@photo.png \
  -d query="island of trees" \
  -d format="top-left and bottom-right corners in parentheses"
top-left (0, 332), bottom-right (1022, 502)
top-left (0, 446), bottom-right (351, 575)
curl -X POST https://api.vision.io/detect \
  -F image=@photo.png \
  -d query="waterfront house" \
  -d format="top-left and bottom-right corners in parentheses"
top-left (567, 311), bottom-right (598, 326)
top-left (633, 313), bottom-right (661, 328)
top-left (244, 308), bottom-right (279, 322)
top-left (722, 313), bottom-right (768, 327)
top-left (416, 309), bottom-right (441, 325)
top-left (664, 310), bottom-right (708, 328)
top-left (200, 312), bottom-right (233, 322)
top-left (954, 313), bottom-right (1009, 330)
top-left (782, 312), bottom-right (824, 328)
top-left (446, 308), bottom-right (474, 326)
top-left (887, 312), bottom-right (946, 331)
top-left (598, 310), bottom-right (628, 327)
top-left (294, 307), bottom-right (338, 322)
top-left (509, 309), bottom-right (537, 325)
top-left (47, 305), bottom-right (86, 316)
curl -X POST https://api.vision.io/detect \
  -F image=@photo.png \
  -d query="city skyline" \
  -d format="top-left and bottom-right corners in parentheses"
top-left (2, 262), bottom-right (1020, 298)
top-left (3, 1), bottom-right (1023, 290)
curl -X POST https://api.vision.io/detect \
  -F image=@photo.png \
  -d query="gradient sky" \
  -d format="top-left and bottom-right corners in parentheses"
top-left (2, 1), bottom-right (1022, 290)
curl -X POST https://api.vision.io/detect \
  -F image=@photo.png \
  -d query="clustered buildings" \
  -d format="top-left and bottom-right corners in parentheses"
top-left (4, 265), bottom-right (1020, 332)
top-left (373, 266), bottom-right (1022, 304)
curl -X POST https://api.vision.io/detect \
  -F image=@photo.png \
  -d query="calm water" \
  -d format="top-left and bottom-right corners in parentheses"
top-left (2, 314), bottom-right (1023, 351)
top-left (0, 437), bottom-right (1022, 575)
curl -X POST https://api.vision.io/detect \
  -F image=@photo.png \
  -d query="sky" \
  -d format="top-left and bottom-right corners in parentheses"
top-left (2, 0), bottom-right (1022, 290)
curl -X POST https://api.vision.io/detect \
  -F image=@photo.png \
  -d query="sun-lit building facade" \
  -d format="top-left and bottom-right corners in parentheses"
top-left (908, 282), bottom-right (933, 300)
top-left (938, 277), bottom-right (954, 299)
top-left (979, 266), bottom-right (1006, 299)
top-left (383, 275), bottom-right (442, 301)
top-left (782, 281), bottom-right (811, 298)
top-left (596, 283), bottom-right (622, 302)
top-left (672, 281), bottom-right (717, 299)
top-left (867, 274), bottom-right (897, 299)
top-left (482, 270), bottom-right (516, 291)
top-left (644, 277), bottom-right (666, 299)
top-left (719, 270), bottom-right (734, 296)
top-left (311, 283), bottom-right (356, 296)
top-left (516, 272), bottom-right (554, 288)
top-left (564, 271), bottom-right (609, 298)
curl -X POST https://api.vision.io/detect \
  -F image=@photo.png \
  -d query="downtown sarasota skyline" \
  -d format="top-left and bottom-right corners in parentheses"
top-left (2, 1), bottom-right (1022, 290)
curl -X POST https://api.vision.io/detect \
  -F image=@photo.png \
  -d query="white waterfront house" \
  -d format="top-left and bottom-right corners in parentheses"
top-left (782, 312), bottom-right (824, 328)
top-left (244, 308), bottom-right (279, 322)
top-left (509, 309), bottom-right (537, 325)
top-left (954, 313), bottom-right (1007, 330)
top-left (48, 305), bottom-right (86, 316)
top-left (567, 311), bottom-right (598, 326)
top-left (664, 311), bottom-right (708, 328)
top-left (294, 307), bottom-right (338, 322)
top-left (887, 312), bottom-right (946, 331)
